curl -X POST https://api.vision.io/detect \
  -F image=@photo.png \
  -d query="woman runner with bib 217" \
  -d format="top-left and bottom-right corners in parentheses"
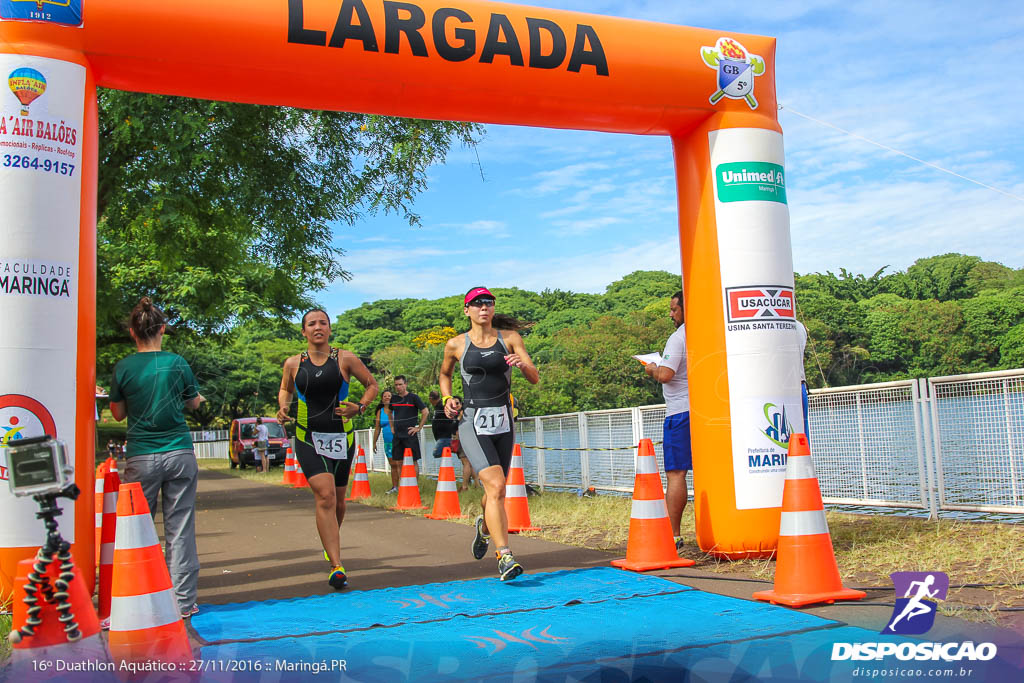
top-left (278, 309), bottom-right (378, 589)
top-left (439, 287), bottom-right (538, 581)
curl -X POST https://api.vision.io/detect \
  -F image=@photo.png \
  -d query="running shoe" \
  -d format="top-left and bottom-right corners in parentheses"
top-left (386, 486), bottom-right (398, 494)
top-left (180, 604), bottom-right (199, 619)
top-left (471, 514), bottom-right (490, 560)
top-left (328, 565), bottom-right (347, 589)
top-left (497, 551), bottom-right (524, 582)
top-left (674, 536), bottom-right (685, 553)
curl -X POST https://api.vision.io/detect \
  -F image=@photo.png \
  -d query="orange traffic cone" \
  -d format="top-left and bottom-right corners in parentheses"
top-left (391, 449), bottom-right (427, 510)
top-left (282, 446), bottom-right (297, 486)
top-left (426, 447), bottom-right (463, 519)
top-left (8, 554), bottom-right (108, 671)
top-left (753, 433), bottom-right (865, 607)
top-left (611, 439), bottom-right (694, 571)
top-left (108, 482), bottom-right (192, 666)
top-left (94, 460), bottom-right (109, 568)
top-left (97, 467), bottom-right (120, 628)
top-left (346, 446), bottom-right (372, 500)
top-left (293, 455), bottom-right (309, 488)
top-left (504, 444), bottom-right (539, 532)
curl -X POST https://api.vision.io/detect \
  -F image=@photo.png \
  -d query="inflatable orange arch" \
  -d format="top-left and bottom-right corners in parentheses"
top-left (0, 0), bottom-right (805, 594)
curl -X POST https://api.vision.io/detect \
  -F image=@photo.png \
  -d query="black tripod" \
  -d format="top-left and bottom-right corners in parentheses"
top-left (7, 484), bottom-right (84, 645)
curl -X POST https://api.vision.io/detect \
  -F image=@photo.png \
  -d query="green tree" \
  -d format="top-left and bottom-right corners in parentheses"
top-left (347, 328), bottom-right (406, 356)
top-left (894, 253), bottom-right (982, 301)
top-left (998, 324), bottom-right (1024, 368)
top-left (97, 91), bottom-right (480, 343)
top-left (603, 271), bottom-right (681, 313)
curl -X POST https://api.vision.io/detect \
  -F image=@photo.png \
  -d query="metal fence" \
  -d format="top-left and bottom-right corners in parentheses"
top-left (190, 429), bottom-right (229, 442)
top-left (196, 368), bottom-right (1024, 516)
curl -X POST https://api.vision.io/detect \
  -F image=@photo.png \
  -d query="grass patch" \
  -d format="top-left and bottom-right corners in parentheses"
top-left (1, 612), bottom-right (10, 663)
top-left (200, 459), bottom-right (1024, 625)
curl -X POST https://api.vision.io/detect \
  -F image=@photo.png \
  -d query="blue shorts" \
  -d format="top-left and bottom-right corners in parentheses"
top-left (432, 437), bottom-right (452, 458)
top-left (663, 411), bottom-right (692, 471)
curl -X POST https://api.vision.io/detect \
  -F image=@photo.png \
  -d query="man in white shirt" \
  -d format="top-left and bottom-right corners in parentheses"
top-left (644, 290), bottom-right (691, 554)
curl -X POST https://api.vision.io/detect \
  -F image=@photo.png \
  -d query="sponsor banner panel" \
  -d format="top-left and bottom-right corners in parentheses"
top-left (709, 127), bottom-right (802, 510)
top-left (0, 0), bottom-right (83, 27)
top-left (730, 392), bottom-right (802, 510)
top-left (0, 54), bottom-right (84, 544)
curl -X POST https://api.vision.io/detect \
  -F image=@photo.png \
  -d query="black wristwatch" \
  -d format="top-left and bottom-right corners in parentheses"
top-left (357, 403), bottom-right (367, 415)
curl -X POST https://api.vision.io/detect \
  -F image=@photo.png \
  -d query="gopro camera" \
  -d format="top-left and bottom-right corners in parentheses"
top-left (4, 435), bottom-right (73, 497)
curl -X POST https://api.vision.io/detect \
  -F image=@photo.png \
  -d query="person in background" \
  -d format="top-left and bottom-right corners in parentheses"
top-left (372, 390), bottom-right (395, 488)
top-left (109, 297), bottom-right (205, 621)
top-left (388, 375), bottom-right (428, 490)
top-left (795, 319), bottom-right (810, 441)
top-left (429, 390), bottom-right (458, 459)
top-left (255, 417), bottom-right (270, 473)
top-left (643, 290), bottom-right (692, 558)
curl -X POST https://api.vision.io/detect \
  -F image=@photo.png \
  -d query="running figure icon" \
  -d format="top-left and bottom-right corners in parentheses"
top-left (888, 574), bottom-right (940, 632)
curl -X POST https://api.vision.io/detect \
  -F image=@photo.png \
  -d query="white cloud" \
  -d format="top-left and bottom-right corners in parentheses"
top-left (323, 0), bottom-right (1024, 315)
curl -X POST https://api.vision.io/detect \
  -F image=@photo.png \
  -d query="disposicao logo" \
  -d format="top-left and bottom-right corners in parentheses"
top-left (700, 37), bottom-right (765, 109)
top-left (831, 571), bottom-right (998, 663)
top-left (716, 162), bottom-right (787, 204)
top-left (884, 571), bottom-right (949, 635)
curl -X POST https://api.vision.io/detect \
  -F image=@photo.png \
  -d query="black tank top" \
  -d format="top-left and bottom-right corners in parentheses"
top-left (294, 347), bottom-right (350, 443)
top-left (459, 332), bottom-right (511, 408)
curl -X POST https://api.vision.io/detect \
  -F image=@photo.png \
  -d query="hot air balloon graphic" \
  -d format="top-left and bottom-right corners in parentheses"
top-left (8, 67), bottom-right (47, 117)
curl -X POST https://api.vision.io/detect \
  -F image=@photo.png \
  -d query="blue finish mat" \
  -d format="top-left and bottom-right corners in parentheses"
top-left (192, 567), bottom-right (691, 642)
top-left (200, 589), bottom-right (840, 682)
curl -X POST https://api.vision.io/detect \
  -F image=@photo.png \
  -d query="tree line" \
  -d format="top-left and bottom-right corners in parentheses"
top-left (98, 254), bottom-right (1024, 431)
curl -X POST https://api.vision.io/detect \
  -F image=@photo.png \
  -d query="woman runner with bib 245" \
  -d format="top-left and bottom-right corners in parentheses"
top-left (278, 309), bottom-right (378, 589)
top-left (439, 287), bottom-right (539, 581)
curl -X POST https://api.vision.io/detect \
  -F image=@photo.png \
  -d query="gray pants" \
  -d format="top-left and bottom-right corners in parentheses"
top-left (123, 449), bottom-right (199, 613)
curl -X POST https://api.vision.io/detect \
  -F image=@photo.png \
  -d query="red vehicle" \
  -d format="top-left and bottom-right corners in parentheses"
top-left (228, 417), bottom-right (290, 469)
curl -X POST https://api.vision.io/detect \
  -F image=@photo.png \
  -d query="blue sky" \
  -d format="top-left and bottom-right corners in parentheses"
top-left (322, 0), bottom-right (1024, 315)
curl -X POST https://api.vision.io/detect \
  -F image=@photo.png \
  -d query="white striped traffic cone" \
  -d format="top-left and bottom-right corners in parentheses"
top-left (611, 439), bottom-right (694, 571)
top-left (282, 446), bottom-right (297, 486)
top-left (97, 467), bottom-right (120, 628)
top-left (7, 556), bottom-right (109, 675)
top-left (346, 446), bottom-right (371, 500)
top-left (753, 433), bottom-right (865, 607)
top-left (504, 444), bottom-right (539, 532)
top-left (426, 447), bottom-right (463, 519)
top-left (94, 461), bottom-right (108, 569)
top-left (391, 450), bottom-right (426, 510)
top-left (108, 482), bottom-right (192, 666)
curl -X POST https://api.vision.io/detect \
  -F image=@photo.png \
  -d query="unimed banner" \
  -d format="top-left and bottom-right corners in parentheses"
top-left (0, 54), bottom-right (84, 544)
top-left (710, 127), bottom-right (803, 511)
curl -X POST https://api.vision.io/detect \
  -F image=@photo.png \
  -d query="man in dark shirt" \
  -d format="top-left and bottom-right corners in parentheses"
top-left (388, 375), bottom-right (428, 491)
top-left (429, 390), bottom-right (458, 458)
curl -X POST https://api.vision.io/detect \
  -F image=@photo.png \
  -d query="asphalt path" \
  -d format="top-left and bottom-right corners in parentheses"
top-left (182, 467), bottom-right (1024, 679)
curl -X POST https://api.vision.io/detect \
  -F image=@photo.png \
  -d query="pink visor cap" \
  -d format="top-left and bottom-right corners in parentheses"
top-left (464, 287), bottom-right (495, 305)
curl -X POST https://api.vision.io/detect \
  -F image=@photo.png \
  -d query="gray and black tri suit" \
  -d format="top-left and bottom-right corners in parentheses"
top-left (294, 347), bottom-right (356, 487)
top-left (457, 331), bottom-right (516, 474)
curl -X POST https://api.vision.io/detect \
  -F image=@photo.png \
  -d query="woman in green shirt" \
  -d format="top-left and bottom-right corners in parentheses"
top-left (109, 297), bottom-right (205, 620)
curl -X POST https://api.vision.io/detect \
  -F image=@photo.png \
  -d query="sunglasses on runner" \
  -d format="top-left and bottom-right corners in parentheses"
top-left (467, 298), bottom-right (495, 308)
